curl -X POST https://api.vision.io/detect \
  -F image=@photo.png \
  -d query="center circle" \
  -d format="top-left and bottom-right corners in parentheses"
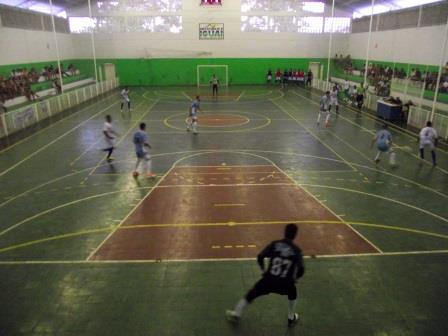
top-left (188, 114), bottom-right (250, 127)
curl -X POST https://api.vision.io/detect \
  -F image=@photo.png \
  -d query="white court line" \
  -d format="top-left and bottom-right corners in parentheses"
top-left (1, 249), bottom-right (448, 265)
top-left (0, 99), bottom-right (121, 178)
top-left (182, 91), bottom-right (192, 101)
top-left (86, 164), bottom-right (175, 260)
top-left (235, 91), bottom-right (245, 101)
top-left (83, 98), bottom-right (159, 182)
top-left (0, 93), bottom-right (120, 156)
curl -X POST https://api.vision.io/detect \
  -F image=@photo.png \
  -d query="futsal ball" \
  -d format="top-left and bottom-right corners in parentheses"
top-left (377, 142), bottom-right (389, 152)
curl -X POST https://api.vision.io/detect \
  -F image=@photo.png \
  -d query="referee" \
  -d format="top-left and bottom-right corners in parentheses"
top-left (210, 74), bottom-right (220, 99)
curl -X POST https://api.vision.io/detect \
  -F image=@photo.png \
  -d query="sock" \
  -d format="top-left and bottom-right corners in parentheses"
top-left (419, 148), bottom-right (424, 159)
top-left (147, 158), bottom-right (152, 174)
top-left (317, 112), bottom-right (321, 124)
top-left (431, 150), bottom-right (436, 165)
top-left (234, 299), bottom-right (248, 317)
top-left (193, 121), bottom-right (197, 133)
top-left (374, 151), bottom-right (381, 161)
top-left (288, 300), bottom-right (297, 320)
top-left (128, 102), bottom-right (131, 110)
top-left (120, 103), bottom-right (124, 110)
top-left (135, 158), bottom-right (142, 173)
top-left (107, 148), bottom-right (113, 159)
top-left (325, 113), bottom-right (330, 124)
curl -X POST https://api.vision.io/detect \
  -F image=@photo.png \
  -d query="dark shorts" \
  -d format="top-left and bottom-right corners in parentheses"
top-left (246, 276), bottom-right (297, 302)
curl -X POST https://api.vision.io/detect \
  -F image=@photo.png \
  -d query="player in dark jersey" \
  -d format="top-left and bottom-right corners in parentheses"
top-left (226, 223), bottom-right (305, 327)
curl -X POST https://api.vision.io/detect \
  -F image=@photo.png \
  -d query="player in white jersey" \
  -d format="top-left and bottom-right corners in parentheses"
top-left (371, 124), bottom-right (396, 165)
top-left (329, 85), bottom-right (339, 114)
top-left (102, 115), bottom-right (119, 162)
top-left (120, 87), bottom-right (131, 112)
top-left (419, 121), bottom-right (438, 166)
top-left (187, 95), bottom-right (201, 134)
top-left (318, 91), bottom-right (331, 127)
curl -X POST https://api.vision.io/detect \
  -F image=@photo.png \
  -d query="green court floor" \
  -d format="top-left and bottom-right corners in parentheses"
top-left (0, 85), bottom-right (447, 335)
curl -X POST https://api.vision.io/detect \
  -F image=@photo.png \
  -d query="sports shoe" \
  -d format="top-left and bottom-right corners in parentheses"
top-left (225, 310), bottom-right (240, 323)
top-left (288, 313), bottom-right (299, 327)
top-left (107, 157), bottom-right (114, 162)
top-left (374, 158), bottom-right (380, 164)
top-left (132, 171), bottom-right (139, 178)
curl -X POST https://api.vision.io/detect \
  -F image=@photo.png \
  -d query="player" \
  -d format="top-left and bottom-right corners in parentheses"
top-left (102, 115), bottom-right (119, 162)
top-left (371, 124), bottom-right (395, 165)
top-left (210, 75), bottom-right (219, 99)
top-left (226, 223), bottom-right (304, 327)
top-left (187, 95), bottom-right (201, 135)
top-left (132, 122), bottom-right (156, 178)
top-left (121, 86), bottom-right (131, 112)
top-left (343, 79), bottom-right (350, 101)
top-left (329, 85), bottom-right (339, 114)
top-left (419, 121), bottom-right (438, 166)
top-left (356, 83), bottom-right (366, 109)
top-left (318, 91), bottom-right (331, 127)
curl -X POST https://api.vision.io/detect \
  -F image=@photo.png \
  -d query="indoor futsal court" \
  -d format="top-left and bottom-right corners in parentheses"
top-left (1, 1), bottom-right (448, 335)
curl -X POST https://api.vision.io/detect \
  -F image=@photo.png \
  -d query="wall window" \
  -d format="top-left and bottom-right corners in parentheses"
top-left (241, 0), bottom-right (325, 13)
top-left (297, 17), bottom-right (323, 33)
top-left (69, 15), bottom-right (182, 33)
top-left (324, 17), bottom-right (351, 33)
top-left (242, 15), bottom-right (323, 33)
top-left (97, 0), bottom-right (182, 13)
top-left (69, 17), bottom-right (95, 33)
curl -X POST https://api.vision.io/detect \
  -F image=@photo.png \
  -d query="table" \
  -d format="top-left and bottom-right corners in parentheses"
top-left (377, 100), bottom-right (402, 120)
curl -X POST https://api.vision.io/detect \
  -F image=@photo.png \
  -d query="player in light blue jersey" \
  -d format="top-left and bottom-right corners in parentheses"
top-left (371, 124), bottom-right (395, 165)
top-left (132, 122), bottom-right (156, 178)
top-left (187, 95), bottom-right (201, 134)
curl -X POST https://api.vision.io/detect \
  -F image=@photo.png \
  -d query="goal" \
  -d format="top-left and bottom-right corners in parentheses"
top-left (196, 65), bottom-right (228, 87)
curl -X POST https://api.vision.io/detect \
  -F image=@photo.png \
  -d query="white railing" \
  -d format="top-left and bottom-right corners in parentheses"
top-left (408, 106), bottom-right (448, 140)
top-left (0, 78), bottom-right (119, 139)
top-left (313, 79), bottom-right (448, 140)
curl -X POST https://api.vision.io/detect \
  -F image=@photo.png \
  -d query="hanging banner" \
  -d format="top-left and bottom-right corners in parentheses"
top-left (199, 23), bottom-right (224, 40)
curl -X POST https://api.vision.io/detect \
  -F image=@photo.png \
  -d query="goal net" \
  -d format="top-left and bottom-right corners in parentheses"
top-left (197, 65), bottom-right (228, 87)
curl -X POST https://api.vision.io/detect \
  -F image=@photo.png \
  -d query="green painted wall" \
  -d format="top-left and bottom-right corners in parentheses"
top-left (95, 58), bottom-right (329, 86)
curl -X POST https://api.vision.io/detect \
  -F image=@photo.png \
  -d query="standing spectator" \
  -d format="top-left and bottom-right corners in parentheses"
top-left (266, 69), bottom-right (273, 84)
top-left (306, 70), bottom-right (313, 86)
top-left (275, 69), bottom-right (282, 84)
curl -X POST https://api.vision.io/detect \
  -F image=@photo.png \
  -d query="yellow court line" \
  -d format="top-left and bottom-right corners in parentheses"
top-left (270, 98), bottom-right (357, 172)
top-left (0, 91), bottom-right (123, 156)
top-left (0, 187), bottom-right (150, 238)
top-left (214, 203), bottom-right (246, 207)
top-left (84, 97), bottom-right (159, 181)
top-left (300, 183), bottom-right (448, 223)
top-left (294, 86), bottom-right (448, 156)
top-left (2, 219), bottom-right (448, 255)
top-left (164, 111), bottom-right (271, 133)
top-left (0, 99), bottom-right (122, 178)
top-left (292, 89), bottom-right (448, 171)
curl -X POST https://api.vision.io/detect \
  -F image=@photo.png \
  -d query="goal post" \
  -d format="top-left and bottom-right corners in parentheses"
top-left (196, 65), bottom-right (228, 87)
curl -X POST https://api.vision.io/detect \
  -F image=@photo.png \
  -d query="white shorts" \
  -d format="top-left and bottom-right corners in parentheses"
top-left (420, 139), bottom-right (435, 150)
top-left (276, 76), bottom-right (281, 81)
top-left (105, 137), bottom-right (115, 148)
top-left (330, 98), bottom-right (339, 106)
top-left (267, 75), bottom-right (272, 80)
